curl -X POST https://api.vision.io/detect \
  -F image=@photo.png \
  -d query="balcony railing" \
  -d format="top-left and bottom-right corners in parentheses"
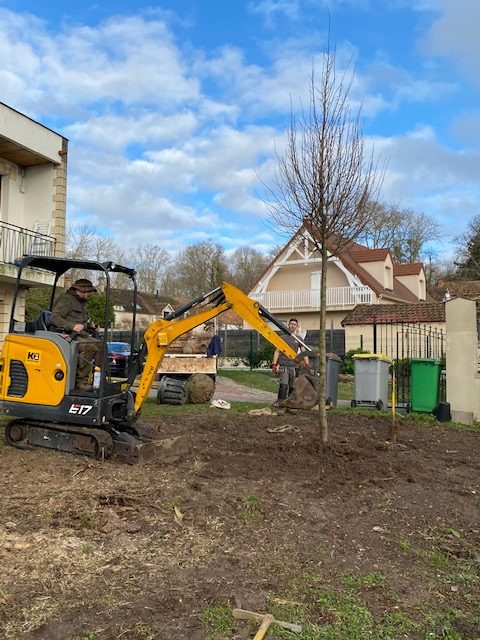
top-left (250, 286), bottom-right (374, 310)
top-left (0, 220), bottom-right (56, 264)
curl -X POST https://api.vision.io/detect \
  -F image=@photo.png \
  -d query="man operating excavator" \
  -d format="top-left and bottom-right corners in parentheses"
top-left (50, 278), bottom-right (103, 391)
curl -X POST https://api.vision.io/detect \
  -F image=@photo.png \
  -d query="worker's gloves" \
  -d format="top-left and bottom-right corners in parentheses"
top-left (271, 363), bottom-right (278, 373)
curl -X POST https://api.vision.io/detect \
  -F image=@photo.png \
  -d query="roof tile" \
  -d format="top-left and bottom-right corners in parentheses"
top-left (342, 302), bottom-right (445, 325)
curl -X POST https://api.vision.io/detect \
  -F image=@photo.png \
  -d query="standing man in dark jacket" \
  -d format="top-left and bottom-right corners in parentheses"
top-left (271, 318), bottom-right (309, 409)
top-left (50, 278), bottom-right (103, 391)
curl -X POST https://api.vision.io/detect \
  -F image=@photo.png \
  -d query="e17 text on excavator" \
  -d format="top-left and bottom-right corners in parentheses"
top-left (0, 256), bottom-right (319, 462)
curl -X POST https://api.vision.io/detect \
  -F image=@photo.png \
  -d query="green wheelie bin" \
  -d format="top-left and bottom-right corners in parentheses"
top-left (410, 358), bottom-right (442, 413)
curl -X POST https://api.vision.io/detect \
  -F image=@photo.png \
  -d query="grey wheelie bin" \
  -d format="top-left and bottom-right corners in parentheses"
top-left (326, 352), bottom-right (341, 406)
top-left (351, 353), bottom-right (391, 410)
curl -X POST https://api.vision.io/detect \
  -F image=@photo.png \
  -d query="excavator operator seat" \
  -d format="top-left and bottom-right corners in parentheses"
top-left (36, 310), bottom-right (52, 331)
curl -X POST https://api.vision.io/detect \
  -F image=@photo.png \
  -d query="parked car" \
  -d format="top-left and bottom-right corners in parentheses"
top-left (107, 342), bottom-right (131, 376)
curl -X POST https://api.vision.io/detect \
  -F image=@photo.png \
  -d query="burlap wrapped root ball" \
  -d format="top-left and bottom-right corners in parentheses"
top-left (185, 373), bottom-right (216, 403)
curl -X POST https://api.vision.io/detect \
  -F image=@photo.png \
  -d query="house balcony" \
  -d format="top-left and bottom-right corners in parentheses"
top-left (0, 220), bottom-right (56, 264)
top-left (0, 221), bottom-right (57, 286)
top-left (250, 286), bottom-right (375, 311)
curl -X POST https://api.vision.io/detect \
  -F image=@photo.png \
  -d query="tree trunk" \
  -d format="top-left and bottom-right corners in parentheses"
top-left (318, 239), bottom-right (328, 444)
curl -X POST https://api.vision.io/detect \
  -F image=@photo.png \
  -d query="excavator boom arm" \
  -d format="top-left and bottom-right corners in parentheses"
top-left (133, 283), bottom-right (307, 412)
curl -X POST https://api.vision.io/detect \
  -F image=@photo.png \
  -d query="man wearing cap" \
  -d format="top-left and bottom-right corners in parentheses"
top-left (50, 278), bottom-right (103, 391)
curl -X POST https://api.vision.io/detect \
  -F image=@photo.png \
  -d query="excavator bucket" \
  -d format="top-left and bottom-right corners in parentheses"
top-left (111, 431), bottom-right (191, 465)
top-left (283, 372), bottom-right (319, 410)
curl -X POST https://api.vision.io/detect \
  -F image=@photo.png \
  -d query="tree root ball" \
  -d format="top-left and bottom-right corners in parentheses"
top-left (186, 373), bottom-right (216, 403)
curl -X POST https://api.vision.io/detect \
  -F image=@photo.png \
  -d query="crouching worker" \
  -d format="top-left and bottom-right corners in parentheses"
top-left (271, 318), bottom-right (309, 410)
top-left (50, 278), bottom-right (103, 391)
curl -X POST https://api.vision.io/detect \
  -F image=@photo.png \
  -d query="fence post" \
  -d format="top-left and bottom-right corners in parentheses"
top-left (249, 331), bottom-right (253, 370)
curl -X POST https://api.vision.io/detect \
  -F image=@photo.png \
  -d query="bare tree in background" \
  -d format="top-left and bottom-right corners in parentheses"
top-left (65, 223), bottom-right (98, 282)
top-left (65, 226), bottom-right (172, 293)
top-left (164, 240), bottom-right (229, 298)
top-left (267, 52), bottom-right (384, 444)
top-left (230, 247), bottom-right (269, 293)
top-left (359, 202), bottom-right (440, 263)
top-left (65, 223), bottom-right (97, 260)
top-left (90, 235), bottom-right (119, 263)
top-left (133, 244), bottom-right (171, 294)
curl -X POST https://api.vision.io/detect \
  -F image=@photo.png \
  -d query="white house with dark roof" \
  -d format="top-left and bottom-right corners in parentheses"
top-left (248, 224), bottom-right (430, 333)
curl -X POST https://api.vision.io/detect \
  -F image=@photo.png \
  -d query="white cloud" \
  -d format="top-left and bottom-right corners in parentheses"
top-left (66, 111), bottom-right (198, 152)
top-left (0, 9), bottom-right (199, 115)
top-left (422, 0), bottom-right (480, 85)
top-left (372, 127), bottom-right (480, 237)
top-left (451, 110), bottom-right (480, 146)
top-left (1, 2), bottom-right (479, 258)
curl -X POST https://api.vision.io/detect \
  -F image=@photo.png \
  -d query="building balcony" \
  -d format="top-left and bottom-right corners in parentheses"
top-left (250, 286), bottom-right (375, 311)
top-left (0, 220), bottom-right (56, 264)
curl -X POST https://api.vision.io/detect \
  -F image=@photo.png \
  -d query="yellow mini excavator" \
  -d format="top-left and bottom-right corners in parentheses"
top-left (0, 256), bottom-right (319, 462)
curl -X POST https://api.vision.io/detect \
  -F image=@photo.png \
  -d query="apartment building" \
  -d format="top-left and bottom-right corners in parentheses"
top-left (0, 102), bottom-right (67, 339)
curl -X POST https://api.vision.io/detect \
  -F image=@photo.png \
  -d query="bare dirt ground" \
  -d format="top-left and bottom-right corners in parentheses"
top-left (0, 407), bottom-right (479, 640)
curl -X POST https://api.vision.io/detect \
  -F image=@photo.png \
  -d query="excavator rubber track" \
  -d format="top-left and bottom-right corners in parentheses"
top-left (5, 419), bottom-right (174, 464)
top-left (5, 419), bottom-right (115, 459)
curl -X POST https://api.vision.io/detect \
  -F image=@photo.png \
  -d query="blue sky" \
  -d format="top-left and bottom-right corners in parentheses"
top-left (1, 0), bottom-right (479, 258)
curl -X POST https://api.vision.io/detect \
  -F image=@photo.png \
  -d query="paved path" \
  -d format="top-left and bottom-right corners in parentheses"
top-left (212, 375), bottom-right (277, 404)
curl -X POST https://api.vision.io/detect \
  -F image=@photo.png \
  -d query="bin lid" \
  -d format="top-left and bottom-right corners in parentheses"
top-left (410, 358), bottom-right (442, 365)
top-left (326, 352), bottom-right (341, 361)
top-left (352, 353), bottom-right (391, 363)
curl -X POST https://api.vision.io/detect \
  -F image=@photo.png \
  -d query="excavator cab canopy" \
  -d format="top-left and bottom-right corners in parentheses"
top-left (10, 255), bottom-right (137, 334)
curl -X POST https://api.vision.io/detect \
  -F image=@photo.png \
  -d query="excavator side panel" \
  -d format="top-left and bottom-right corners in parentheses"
top-left (0, 334), bottom-right (68, 406)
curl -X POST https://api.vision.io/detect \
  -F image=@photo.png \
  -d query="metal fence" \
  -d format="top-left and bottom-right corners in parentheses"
top-left (0, 221), bottom-right (56, 263)
top-left (105, 328), bottom-right (346, 361)
top-left (220, 329), bottom-right (345, 361)
top-left (372, 321), bottom-right (446, 408)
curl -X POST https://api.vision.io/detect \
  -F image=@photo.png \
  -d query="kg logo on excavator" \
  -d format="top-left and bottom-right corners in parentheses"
top-left (27, 351), bottom-right (40, 362)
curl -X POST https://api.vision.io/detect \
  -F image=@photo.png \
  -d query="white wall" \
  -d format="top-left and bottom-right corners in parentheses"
top-left (445, 298), bottom-right (480, 423)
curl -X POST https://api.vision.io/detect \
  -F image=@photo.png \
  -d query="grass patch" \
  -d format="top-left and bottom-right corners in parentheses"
top-left (200, 583), bottom-right (479, 640)
top-left (340, 572), bottom-right (387, 589)
top-left (415, 548), bottom-right (451, 569)
top-left (239, 493), bottom-right (262, 522)
top-left (138, 398), bottom-right (274, 418)
top-left (337, 380), bottom-right (354, 401)
top-left (219, 370), bottom-right (355, 401)
top-left (398, 537), bottom-right (411, 552)
top-left (198, 603), bottom-right (234, 637)
top-left (218, 369), bottom-right (278, 392)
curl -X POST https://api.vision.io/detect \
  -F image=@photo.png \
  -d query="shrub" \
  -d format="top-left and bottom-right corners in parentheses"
top-left (242, 342), bottom-right (276, 369)
top-left (342, 348), bottom-right (368, 374)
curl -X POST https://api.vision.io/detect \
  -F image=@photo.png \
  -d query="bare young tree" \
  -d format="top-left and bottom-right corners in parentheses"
top-left (267, 51), bottom-right (384, 444)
